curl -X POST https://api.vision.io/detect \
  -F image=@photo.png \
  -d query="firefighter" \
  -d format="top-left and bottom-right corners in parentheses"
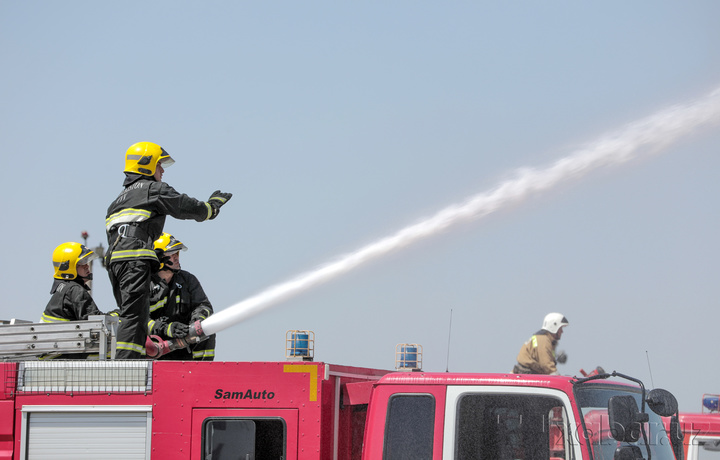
top-left (105, 141), bottom-right (231, 359)
top-left (41, 242), bottom-right (116, 358)
top-left (513, 312), bottom-right (568, 375)
top-left (147, 232), bottom-right (216, 360)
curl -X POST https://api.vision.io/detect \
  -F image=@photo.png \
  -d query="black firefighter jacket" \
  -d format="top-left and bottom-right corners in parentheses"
top-left (147, 269), bottom-right (214, 338)
top-left (41, 279), bottom-right (104, 323)
top-left (105, 175), bottom-right (214, 266)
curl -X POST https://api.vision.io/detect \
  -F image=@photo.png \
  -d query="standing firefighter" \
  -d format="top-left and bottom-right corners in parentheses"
top-left (105, 141), bottom-right (231, 359)
top-left (513, 312), bottom-right (569, 375)
top-left (147, 232), bottom-right (216, 361)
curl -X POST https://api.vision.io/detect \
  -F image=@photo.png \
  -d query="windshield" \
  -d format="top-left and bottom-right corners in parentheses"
top-left (575, 384), bottom-right (675, 460)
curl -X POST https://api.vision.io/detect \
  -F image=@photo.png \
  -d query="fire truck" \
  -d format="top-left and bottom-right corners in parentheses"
top-left (674, 395), bottom-right (720, 460)
top-left (0, 316), bottom-right (683, 460)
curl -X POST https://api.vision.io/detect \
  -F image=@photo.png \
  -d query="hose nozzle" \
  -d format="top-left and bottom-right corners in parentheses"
top-left (145, 320), bottom-right (208, 359)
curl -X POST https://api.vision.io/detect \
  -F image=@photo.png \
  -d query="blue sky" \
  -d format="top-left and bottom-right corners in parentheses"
top-left (2, 1), bottom-right (720, 411)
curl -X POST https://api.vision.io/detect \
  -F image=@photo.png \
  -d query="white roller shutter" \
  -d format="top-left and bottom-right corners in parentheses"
top-left (21, 406), bottom-right (152, 460)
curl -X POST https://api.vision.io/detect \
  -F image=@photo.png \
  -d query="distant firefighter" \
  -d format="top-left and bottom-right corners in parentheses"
top-left (147, 233), bottom-right (216, 361)
top-left (513, 313), bottom-right (568, 375)
top-left (40, 242), bottom-right (117, 359)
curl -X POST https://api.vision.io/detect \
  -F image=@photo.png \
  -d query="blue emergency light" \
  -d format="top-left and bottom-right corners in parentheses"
top-left (395, 343), bottom-right (423, 371)
top-left (703, 394), bottom-right (720, 412)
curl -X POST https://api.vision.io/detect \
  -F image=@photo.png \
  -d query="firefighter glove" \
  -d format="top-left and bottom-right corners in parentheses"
top-left (167, 322), bottom-right (189, 339)
top-left (149, 317), bottom-right (169, 336)
top-left (154, 248), bottom-right (173, 271)
top-left (190, 306), bottom-right (212, 323)
top-left (208, 190), bottom-right (232, 219)
top-left (556, 351), bottom-right (568, 364)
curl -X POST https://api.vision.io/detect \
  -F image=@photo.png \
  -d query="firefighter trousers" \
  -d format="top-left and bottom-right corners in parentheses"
top-left (109, 260), bottom-right (151, 359)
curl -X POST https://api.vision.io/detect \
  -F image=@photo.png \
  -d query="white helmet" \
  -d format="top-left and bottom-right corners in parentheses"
top-left (542, 313), bottom-right (569, 334)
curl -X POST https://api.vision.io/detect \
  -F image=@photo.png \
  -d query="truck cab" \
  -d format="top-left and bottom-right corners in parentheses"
top-left (362, 371), bottom-right (680, 460)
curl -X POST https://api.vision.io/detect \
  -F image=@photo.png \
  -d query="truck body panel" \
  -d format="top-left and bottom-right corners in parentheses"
top-left (2, 360), bottom-right (388, 460)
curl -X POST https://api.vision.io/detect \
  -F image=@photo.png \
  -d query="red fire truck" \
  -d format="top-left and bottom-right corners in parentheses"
top-left (674, 395), bottom-right (720, 460)
top-left (0, 319), bottom-right (682, 460)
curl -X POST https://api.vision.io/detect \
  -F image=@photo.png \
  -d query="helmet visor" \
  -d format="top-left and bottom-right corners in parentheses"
top-left (77, 246), bottom-right (99, 266)
top-left (166, 243), bottom-right (187, 254)
top-left (159, 149), bottom-right (175, 168)
top-left (164, 234), bottom-right (187, 253)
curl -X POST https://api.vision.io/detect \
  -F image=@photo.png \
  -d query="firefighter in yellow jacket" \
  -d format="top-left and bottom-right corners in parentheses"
top-left (513, 313), bottom-right (568, 375)
top-left (105, 142), bottom-right (231, 359)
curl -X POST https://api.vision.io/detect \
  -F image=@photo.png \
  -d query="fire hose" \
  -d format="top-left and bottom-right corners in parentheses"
top-left (145, 320), bottom-right (208, 359)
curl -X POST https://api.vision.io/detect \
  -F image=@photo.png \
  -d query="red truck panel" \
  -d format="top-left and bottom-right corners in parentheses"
top-left (1, 360), bottom-right (387, 460)
top-left (363, 382), bottom-right (447, 460)
top-left (0, 400), bottom-right (13, 460)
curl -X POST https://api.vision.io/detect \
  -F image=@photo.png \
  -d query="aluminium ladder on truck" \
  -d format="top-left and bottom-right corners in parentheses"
top-left (0, 315), bottom-right (118, 360)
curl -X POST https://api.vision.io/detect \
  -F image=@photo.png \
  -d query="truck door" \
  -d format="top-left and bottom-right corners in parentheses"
top-left (192, 409), bottom-right (298, 460)
top-left (443, 386), bottom-right (580, 460)
top-left (362, 384), bottom-right (447, 459)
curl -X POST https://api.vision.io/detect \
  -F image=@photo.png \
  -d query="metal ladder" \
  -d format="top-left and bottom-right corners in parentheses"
top-left (0, 315), bottom-right (118, 360)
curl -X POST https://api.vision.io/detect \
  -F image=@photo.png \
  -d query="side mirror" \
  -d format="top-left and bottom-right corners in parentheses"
top-left (608, 395), bottom-right (648, 442)
top-left (646, 388), bottom-right (678, 417)
top-left (614, 445), bottom-right (643, 460)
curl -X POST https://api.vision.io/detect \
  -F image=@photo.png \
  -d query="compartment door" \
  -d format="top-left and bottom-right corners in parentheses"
top-left (192, 409), bottom-right (298, 460)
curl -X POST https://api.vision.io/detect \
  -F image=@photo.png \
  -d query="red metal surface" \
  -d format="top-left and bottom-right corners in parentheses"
top-left (343, 381), bottom-right (374, 406)
top-left (375, 371), bottom-right (578, 393)
top-left (151, 361), bottom-right (387, 459)
top-left (0, 400), bottom-right (14, 460)
top-left (679, 413), bottom-right (720, 436)
top-left (2, 360), bottom-right (388, 460)
top-left (363, 381), bottom-right (448, 460)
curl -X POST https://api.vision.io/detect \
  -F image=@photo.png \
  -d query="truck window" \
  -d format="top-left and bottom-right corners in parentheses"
top-left (454, 393), bottom-right (569, 460)
top-left (694, 437), bottom-right (720, 460)
top-left (202, 417), bottom-right (285, 460)
top-left (575, 385), bottom-right (676, 460)
top-left (383, 394), bottom-right (435, 460)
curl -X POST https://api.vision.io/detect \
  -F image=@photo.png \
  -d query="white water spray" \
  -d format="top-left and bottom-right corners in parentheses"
top-left (201, 87), bottom-right (720, 336)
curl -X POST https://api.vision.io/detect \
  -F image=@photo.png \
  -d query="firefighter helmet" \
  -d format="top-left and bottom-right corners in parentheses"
top-left (124, 141), bottom-right (175, 176)
top-left (541, 313), bottom-right (569, 334)
top-left (154, 233), bottom-right (188, 255)
top-left (52, 242), bottom-right (98, 280)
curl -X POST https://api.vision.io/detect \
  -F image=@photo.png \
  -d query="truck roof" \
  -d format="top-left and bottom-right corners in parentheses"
top-left (377, 372), bottom-right (576, 389)
top-left (375, 372), bottom-right (636, 394)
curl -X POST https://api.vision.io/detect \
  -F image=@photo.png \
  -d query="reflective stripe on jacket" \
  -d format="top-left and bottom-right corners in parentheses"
top-left (105, 177), bottom-right (213, 264)
top-left (516, 330), bottom-right (558, 374)
top-left (41, 279), bottom-right (104, 323)
top-left (148, 270), bottom-right (213, 331)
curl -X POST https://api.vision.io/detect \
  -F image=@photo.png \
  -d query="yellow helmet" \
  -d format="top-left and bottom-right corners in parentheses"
top-left (154, 233), bottom-right (188, 255)
top-left (52, 242), bottom-right (98, 280)
top-left (124, 141), bottom-right (175, 176)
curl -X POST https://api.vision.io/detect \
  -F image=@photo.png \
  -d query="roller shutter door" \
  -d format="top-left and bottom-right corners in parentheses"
top-left (22, 407), bottom-right (151, 460)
